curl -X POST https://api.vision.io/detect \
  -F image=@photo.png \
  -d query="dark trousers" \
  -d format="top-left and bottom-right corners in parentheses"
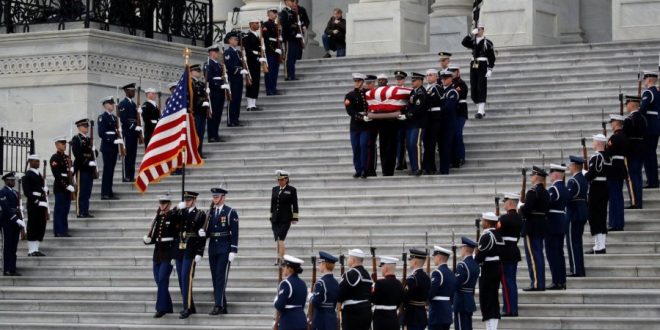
top-left (406, 128), bottom-right (424, 173)
top-left (77, 170), bottom-right (93, 216)
top-left (500, 262), bottom-right (518, 315)
top-left (479, 262), bottom-right (501, 321)
top-left (524, 235), bottom-right (545, 289)
top-left (608, 179), bottom-right (625, 230)
top-left (265, 54), bottom-right (280, 94)
top-left (53, 192), bottom-right (70, 235)
top-left (1, 222), bottom-right (19, 273)
top-left (424, 118), bottom-right (454, 174)
top-left (454, 312), bottom-right (472, 330)
top-left (321, 34), bottom-right (345, 57)
top-left (177, 256), bottom-right (197, 310)
top-left (437, 122), bottom-right (454, 174)
top-left (153, 261), bottom-right (174, 313)
top-left (367, 123), bottom-right (378, 175)
top-left (26, 205), bottom-right (46, 241)
top-left (566, 202), bottom-right (587, 276)
top-left (209, 252), bottom-right (230, 308)
top-left (350, 130), bottom-right (370, 175)
top-left (377, 120), bottom-right (398, 176)
top-left (207, 88), bottom-right (226, 140)
top-left (396, 125), bottom-right (407, 169)
top-left (545, 234), bottom-right (567, 285)
top-left (469, 61), bottom-right (488, 103)
top-left (124, 135), bottom-right (137, 180)
top-left (101, 150), bottom-right (117, 197)
top-left (286, 40), bottom-right (301, 79)
top-left (245, 63), bottom-right (261, 99)
top-left (452, 117), bottom-right (467, 165)
top-left (644, 134), bottom-right (659, 186)
top-left (588, 183), bottom-right (608, 235)
top-left (194, 113), bottom-right (206, 154)
top-left (627, 156), bottom-right (643, 208)
top-left (423, 117), bottom-right (441, 173)
top-left (342, 305), bottom-right (372, 330)
top-left (228, 76), bottom-right (243, 125)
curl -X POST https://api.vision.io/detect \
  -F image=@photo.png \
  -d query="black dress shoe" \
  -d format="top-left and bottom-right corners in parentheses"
top-left (102, 196), bottom-right (120, 200)
top-left (34, 251), bottom-right (46, 257)
top-left (221, 307), bottom-right (228, 314)
top-left (179, 309), bottom-right (191, 319)
top-left (27, 252), bottom-right (36, 257)
top-left (522, 287), bottom-right (545, 292)
top-left (122, 178), bottom-right (134, 183)
top-left (643, 184), bottom-right (659, 189)
top-left (608, 227), bottom-right (623, 232)
top-left (415, 170), bottom-right (423, 177)
top-left (475, 113), bottom-right (483, 119)
top-left (200, 154), bottom-right (207, 159)
top-left (153, 311), bottom-right (167, 318)
top-left (85, 214), bottom-right (95, 218)
top-left (3, 271), bottom-right (21, 276)
top-left (235, 122), bottom-right (245, 127)
top-left (547, 283), bottom-right (566, 290)
top-left (625, 205), bottom-right (639, 209)
top-left (502, 313), bottom-right (518, 317)
top-left (353, 172), bottom-right (360, 178)
top-left (252, 107), bottom-right (263, 112)
top-left (587, 248), bottom-right (606, 254)
top-left (567, 273), bottom-right (585, 278)
top-left (360, 173), bottom-right (367, 179)
top-left (209, 306), bottom-right (221, 315)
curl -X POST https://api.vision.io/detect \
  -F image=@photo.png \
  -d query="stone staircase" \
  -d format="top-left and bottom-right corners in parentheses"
top-left (2, 39), bottom-right (660, 329)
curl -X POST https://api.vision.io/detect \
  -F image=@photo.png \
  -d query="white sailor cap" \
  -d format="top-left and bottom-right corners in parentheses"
top-left (352, 73), bottom-right (366, 80)
top-left (481, 212), bottom-right (498, 222)
top-left (167, 82), bottom-right (178, 89)
top-left (101, 96), bottom-right (115, 104)
top-left (549, 163), bottom-right (567, 173)
top-left (439, 70), bottom-right (453, 77)
top-left (348, 248), bottom-right (367, 258)
top-left (144, 87), bottom-right (158, 94)
top-left (643, 71), bottom-right (658, 78)
top-left (275, 170), bottom-right (289, 179)
top-left (503, 192), bottom-right (520, 200)
top-left (425, 68), bottom-right (438, 76)
top-left (477, 22), bottom-right (485, 28)
top-left (378, 256), bottom-right (398, 266)
top-left (447, 65), bottom-right (460, 72)
top-left (609, 114), bottom-right (625, 122)
top-left (592, 134), bottom-right (607, 142)
top-left (376, 74), bottom-right (388, 80)
top-left (27, 154), bottom-right (40, 161)
top-left (158, 194), bottom-right (172, 202)
top-left (248, 18), bottom-right (261, 24)
top-left (282, 254), bottom-right (304, 266)
top-left (52, 136), bottom-right (67, 143)
top-left (432, 246), bottom-right (452, 257)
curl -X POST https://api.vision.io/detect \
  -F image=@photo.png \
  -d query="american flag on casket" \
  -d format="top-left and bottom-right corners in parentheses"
top-left (364, 86), bottom-right (412, 118)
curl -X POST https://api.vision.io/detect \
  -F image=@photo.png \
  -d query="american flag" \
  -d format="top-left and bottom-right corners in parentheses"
top-left (365, 86), bottom-right (412, 113)
top-left (134, 66), bottom-right (203, 192)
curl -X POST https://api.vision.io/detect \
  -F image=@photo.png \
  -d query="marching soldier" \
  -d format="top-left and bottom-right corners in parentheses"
top-left (345, 73), bottom-right (370, 178)
top-left (402, 249), bottom-right (430, 330)
top-left (72, 118), bottom-right (97, 213)
top-left (337, 249), bottom-right (372, 330)
top-left (50, 137), bottom-right (74, 237)
top-left (423, 69), bottom-right (442, 175)
top-left (476, 212), bottom-right (504, 330)
top-left (461, 23), bottom-right (495, 119)
top-left (23, 154), bottom-right (48, 257)
top-left (190, 64), bottom-right (210, 158)
top-left (394, 70), bottom-right (408, 171)
top-left (174, 191), bottom-right (207, 319)
top-left (311, 251), bottom-right (339, 330)
top-left (371, 256), bottom-right (404, 330)
top-left (243, 19), bottom-right (266, 112)
top-left (274, 255), bottom-right (308, 329)
top-left (206, 187), bottom-right (239, 315)
top-left (117, 83), bottom-right (140, 182)
top-left (520, 166), bottom-right (550, 291)
top-left (438, 51), bottom-right (452, 71)
top-left (404, 73), bottom-right (429, 176)
top-left (449, 65), bottom-right (468, 168)
top-left (0, 172), bottom-right (27, 276)
top-left (270, 170), bottom-right (299, 263)
top-left (140, 87), bottom-right (160, 147)
top-left (623, 95), bottom-right (647, 208)
top-left (142, 194), bottom-right (180, 318)
top-left (585, 135), bottom-right (609, 254)
top-left (498, 192), bottom-right (523, 316)
top-left (546, 164), bottom-right (569, 290)
top-left (205, 44), bottom-right (228, 143)
top-left (639, 71), bottom-right (660, 189)
top-left (224, 31), bottom-right (248, 127)
top-left (453, 237), bottom-right (480, 330)
top-left (98, 97), bottom-right (122, 200)
top-left (606, 114), bottom-right (628, 231)
top-left (428, 246), bottom-right (456, 330)
top-left (280, 0), bottom-right (303, 81)
top-left (566, 156), bottom-right (588, 277)
top-left (263, 8), bottom-right (282, 96)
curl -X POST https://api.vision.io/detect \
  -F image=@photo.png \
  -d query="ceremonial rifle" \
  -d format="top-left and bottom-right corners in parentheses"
top-left (273, 260), bottom-right (283, 330)
top-left (16, 173), bottom-right (27, 241)
top-left (601, 108), bottom-right (607, 137)
top-left (294, 5), bottom-right (305, 51)
top-left (336, 254), bottom-right (345, 330)
top-left (474, 218), bottom-right (480, 242)
top-left (306, 253), bottom-right (316, 330)
top-left (494, 196), bottom-right (500, 217)
top-left (637, 58), bottom-right (642, 97)
top-left (204, 58), bottom-right (213, 120)
top-left (239, 31), bottom-right (253, 87)
top-left (425, 232), bottom-right (430, 274)
top-left (136, 77), bottom-right (145, 145)
top-left (89, 120), bottom-right (100, 179)
top-left (399, 247), bottom-right (407, 326)
top-left (581, 137), bottom-right (588, 161)
top-left (66, 123), bottom-right (76, 202)
top-left (42, 160), bottom-right (50, 221)
top-left (259, 22), bottom-right (269, 73)
top-left (451, 229), bottom-right (457, 272)
top-left (114, 88), bottom-right (127, 181)
top-left (219, 44), bottom-right (232, 102)
top-left (370, 245), bottom-right (377, 282)
top-left (157, 82), bottom-right (162, 111)
top-left (275, 12), bottom-right (284, 65)
top-left (619, 85), bottom-right (625, 116)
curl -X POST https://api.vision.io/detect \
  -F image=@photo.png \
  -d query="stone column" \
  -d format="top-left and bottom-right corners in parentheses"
top-left (480, 0), bottom-right (561, 47)
top-left (612, 0), bottom-right (660, 41)
top-left (346, 0), bottom-right (430, 56)
top-left (558, 0), bottom-right (584, 43)
top-left (429, 0), bottom-right (471, 52)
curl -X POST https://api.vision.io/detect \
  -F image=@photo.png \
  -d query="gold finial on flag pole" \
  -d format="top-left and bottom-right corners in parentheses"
top-left (183, 48), bottom-right (191, 65)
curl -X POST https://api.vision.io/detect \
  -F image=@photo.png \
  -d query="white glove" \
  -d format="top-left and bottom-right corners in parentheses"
top-left (485, 70), bottom-right (492, 78)
top-left (44, 186), bottom-right (49, 194)
top-left (194, 255), bottom-right (202, 263)
top-left (19, 206), bottom-right (24, 212)
top-left (170, 259), bottom-right (175, 266)
top-left (517, 201), bottom-right (525, 210)
top-left (275, 49), bottom-right (282, 55)
top-left (88, 161), bottom-right (96, 167)
top-left (221, 84), bottom-right (230, 90)
top-left (278, 36), bottom-right (283, 42)
top-left (137, 107), bottom-right (143, 114)
top-left (471, 28), bottom-right (479, 35)
top-left (143, 235), bottom-right (151, 244)
top-left (198, 228), bottom-right (206, 237)
top-left (177, 201), bottom-right (186, 210)
top-left (92, 146), bottom-right (97, 152)
top-left (397, 114), bottom-right (407, 121)
top-left (114, 139), bottom-right (124, 145)
top-left (363, 116), bottom-right (372, 122)
top-left (307, 292), bottom-right (314, 302)
top-left (38, 201), bottom-right (49, 208)
top-left (259, 57), bottom-right (267, 63)
top-left (295, 33), bottom-right (303, 39)
top-left (66, 185), bottom-right (75, 192)
top-left (228, 252), bottom-right (236, 263)
top-left (135, 126), bottom-right (143, 132)
top-left (202, 101), bottom-right (210, 108)
top-left (16, 219), bottom-right (26, 228)
top-left (333, 29), bottom-right (339, 35)
top-left (582, 169), bottom-right (588, 175)
top-left (240, 69), bottom-right (248, 75)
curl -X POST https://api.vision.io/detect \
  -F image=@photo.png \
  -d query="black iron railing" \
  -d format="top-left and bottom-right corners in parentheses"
top-left (0, 128), bottom-right (34, 175)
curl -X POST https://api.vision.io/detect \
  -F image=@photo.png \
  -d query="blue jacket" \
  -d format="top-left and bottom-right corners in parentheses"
top-left (440, 85), bottom-right (458, 122)
top-left (118, 97), bottom-right (139, 138)
top-left (275, 273), bottom-right (308, 330)
top-left (0, 186), bottom-right (21, 226)
top-left (206, 204), bottom-right (239, 256)
top-left (567, 173), bottom-right (588, 223)
top-left (640, 86), bottom-right (660, 134)
top-left (453, 255), bottom-right (479, 313)
top-left (547, 180), bottom-right (569, 235)
top-left (428, 263), bottom-right (456, 326)
top-left (311, 273), bottom-right (338, 330)
top-left (204, 58), bottom-right (224, 90)
top-left (97, 111), bottom-right (119, 154)
top-left (224, 47), bottom-right (243, 79)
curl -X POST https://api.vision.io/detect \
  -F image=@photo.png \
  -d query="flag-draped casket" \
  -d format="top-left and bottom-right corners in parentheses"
top-left (364, 86), bottom-right (412, 119)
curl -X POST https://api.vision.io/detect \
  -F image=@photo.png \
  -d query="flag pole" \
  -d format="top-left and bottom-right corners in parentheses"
top-left (181, 47), bottom-right (192, 202)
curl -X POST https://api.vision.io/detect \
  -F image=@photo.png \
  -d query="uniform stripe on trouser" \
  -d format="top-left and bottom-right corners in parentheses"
top-left (222, 261), bottom-right (231, 307)
top-left (76, 171), bottom-right (80, 216)
top-left (525, 235), bottom-right (538, 288)
top-left (567, 222), bottom-right (576, 273)
top-left (416, 129), bottom-right (422, 169)
top-left (500, 264), bottom-right (510, 314)
top-left (624, 157), bottom-right (636, 206)
top-left (187, 261), bottom-right (196, 308)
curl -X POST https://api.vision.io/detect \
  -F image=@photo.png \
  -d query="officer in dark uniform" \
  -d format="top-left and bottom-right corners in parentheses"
top-left (520, 166), bottom-right (550, 291)
top-left (423, 69), bottom-right (442, 175)
top-left (243, 19), bottom-right (265, 111)
top-left (280, 0), bottom-right (303, 80)
top-left (143, 194), bottom-right (180, 318)
top-left (345, 73), bottom-right (370, 178)
top-left (97, 97), bottom-right (122, 200)
top-left (448, 65), bottom-right (468, 168)
top-left (72, 118), bottom-right (97, 214)
top-left (206, 186), bottom-right (239, 315)
top-left (404, 72), bottom-right (429, 176)
top-left (428, 246), bottom-right (456, 330)
top-left (497, 192), bottom-right (522, 316)
top-left (476, 212), bottom-right (504, 329)
top-left (545, 164), bottom-right (569, 290)
top-left (140, 87), bottom-right (161, 147)
top-left (438, 51), bottom-right (452, 71)
top-left (453, 237), bottom-right (479, 330)
top-left (190, 64), bottom-right (210, 158)
top-left (606, 114), bottom-right (628, 231)
top-left (270, 170), bottom-right (299, 263)
top-left (0, 172), bottom-right (26, 276)
top-left (402, 249), bottom-right (430, 330)
top-left (461, 23), bottom-right (495, 119)
top-left (274, 255), bottom-right (308, 330)
top-left (224, 31), bottom-right (247, 127)
top-left (174, 191), bottom-right (207, 319)
top-left (586, 134), bottom-right (609, 254)
top-left (205, 44), bottom-right (228, 142)
top-left (623, 95), bottom-right (647, 208)
top-left (371, 255), bottom-right (404, 330)
top-left (337, 248), bottom-right (372, 330)
top-left (437, 70), bottom-right (458, 174)
top-left (639, 71), bottom-right (660, 188)
top-left (263, 8), bottom-right (282, 96)
top-left (23, 154), bottom-right (48, 257)
top-left (394, 71), bottom-right (408, 171)
top-left (117, 83), bottom-right (140, 182)
top-left (311, 251), bottom-right (339, 330)
top-left (566, 156), bottom-right (588, 277)
top-left (49, 136), bottom-right (74, 237)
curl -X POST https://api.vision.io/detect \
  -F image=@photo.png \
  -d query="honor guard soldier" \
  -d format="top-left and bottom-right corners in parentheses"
top-left (364, 75), bottom-right (379, 177)
top-left (280, 0), bottom-right (303, 81)
top-left (498, 192), bottom-right (523, 316)
top-left (0, 172), bottom-right (26, 276)
top-left (244, 19), bottom-right (266, 111)
top-left (453, 237), bottom-right (480, 330)
top-left (345, 73), bottom-right (370, 178)
top-left (394, 71), bottom-right (408, 171)
top-left (23, 154), bottom-right (48, 257)
top-left (639, 71), bottom-right (660, 188)
top-left (519, 166), bottom-right (550, 291)
top-left (374, 73), bottom-right (399, 177)
top-left (461, 23), bottom-right (495, 119)
top-left (428, 246), bottom-right (456, 330)
top-left (263, 8), bottom-right (282, 96)
top-left (205, 44), bottom-right (228, 143)
top-left (174, 191), bottom-right (207, 319)
top-left (371, 256), bottom-right (404, 330)
top-left (274, 255), bottom-right (308, 330)
top-left (224, 31), bottom-right (248, 127)
top-left (50, 137), bottom-right (74, 237)
top-left (586, 135), bottom-right (609, 254)
top-left (98, 97), bottom-right (122, 200)
top-left (448, 65), bottom-right (468, 168)
top-left (546, 164), bottom-right (569, 290)
top-left (606, 114), bottom-right (628, 231)
top-left (623, 95), bottom-right (647, 208)
top-left (566, 156), bottom-right (588, 277)
top-left (438, 70), bottom-right (458, 174)
top-left (143, 194), bottom-right (180, 318)
top-left (438, 51), bottom-right (452, 71)
top-left (423, 69), bottom-right (442, 175)
top-left (377, 73), bottom-right (388, 87)
top-left (165, 82), bottom-right (177, 106)
top-left (477, 212), bottom-right (504, 330)
top-left (311, 251), bottom-right (340, 330)
top-left (206, 187), bottom-right (239, 315)
top-left (270, 170), bottom-right (299, 263)
top-left (404, 73), bottom-right (429, 176)
top-left (337, 248), bottom-right (373, 330)
top-left (117, 83), bottom-right (140, 182)
top-left (71, 118), bottom-right (97, 214)
top-left (140, 87), bottom-right (160, 147)
top-left (402, 249), bottom-right (431, 330)
top-left (190, 64), bottom-right (210, 158)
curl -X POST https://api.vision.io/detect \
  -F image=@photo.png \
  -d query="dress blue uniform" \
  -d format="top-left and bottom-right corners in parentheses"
top-left (311, 251), bottom-right (339, 330)
top-left (565, 156), bottom-right (589, 277)
top-left (623, 101), bottom-right (647, 208)
top-left (497, 203), bottom-right (522, 316)
top-left (0, 174), bottom-right (23, 275)
top-left (49, 144), bottom-right (72, 236)
top-left (345, 76), bottom-right (370, 178)
top-left (279, 6), bottom-right (303, 80)
top-left (97, 110), bottom-right (119, 198)
top-left (423, 81), bottom-right (443, 174)
top-left (205, 50), bottom-right (227, 141)
top-left (275, 256), bottom-right (308, 330)
top-left (403, 249), bottom-right (431, 330)
top-left (453, 237), bottom-right (480, 330)
top-left (206, 197), bottom-right (239, 313)
top-left (263, 16), bottom-right (281, 95)
top-left (451, 74), bottom-right (469, 167)
top-left (476, 220), bottom-right (504, 323)
top-left (437, 81), bottom-right (458, 175)
top-left (605, 125), bottom-right (628, 231)
top-left (405, 73), bottom-right (429, 175)
top-left (71, 120), bottom-right (95, 215)
top-left (520, 166), bottom-right (550, 290)
top-left (223, 37), bottom-right (243, 127)
top-left (639, 78), bottom-right (660, 188)
top-left (428, 259), bottom-right (456, 330)
top-left (117, 91), bottom-right (139, 181)
top-left (545, 169), bottom-right (570, 289)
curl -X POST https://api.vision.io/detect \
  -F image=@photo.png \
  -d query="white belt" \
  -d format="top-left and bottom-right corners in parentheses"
top-left (105, 132), bottom-right (115, 135)
top-left (647, 111), bottom-right (658, 115)
top-left (502, 236), bottom-right (517, 242)
top-left (593, 177), bottom-right (606, 181)
top-left (213, 77), bottom-right (223, 80)
top-left (285, 305), bottom-right (302, 309)
top-left (60, 173), bottom-right (68, 177)
top-left (474, 57), bottom-right (488, 61)
top-left (150, 120), bottom-right (157, 124)
top-left (459, 100), bottom-right (467, 103)
top-left (268, 37), bottom-right (277, 41)
top-left (430, 107), bottom-right (441, 111)
top-left (373, 305), bottom-right (398, 310)
top-left (343, 300), bottom-right (368, 306)
top-left (156, 237), bottom-right (174, 242)
top-left (431, 296), bottom-right (450, 301)
top-left (611, 156), bottom-right (624, 160)
top-left (549, 210), bottom-right (566, 214)
top-left (485, 256), bottom-right (499, 262)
